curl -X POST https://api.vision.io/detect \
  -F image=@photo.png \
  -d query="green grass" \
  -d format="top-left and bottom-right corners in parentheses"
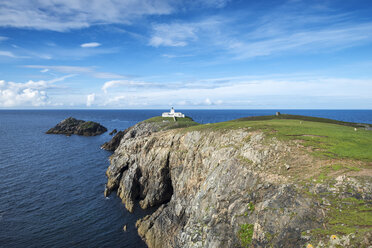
top-left (234, 114), bottom-right (371, 128)
top-left (143, 116), bottom-right (196, 123)
top-left (142, 116), bottom-right (199, 130)
top-left (238, 223), bottom-right (254, 247)
top-left (309, 196), bottom-right (372, 243)
top-left (184, 114), bottom-right (372, 162)
top-left (312, 164), bottom-right (362, 183)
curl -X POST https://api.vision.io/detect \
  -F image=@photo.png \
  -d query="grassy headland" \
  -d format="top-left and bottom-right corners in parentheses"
top-left (184, 114), bottom-right (372, 162)
top-left (143, 116), bottom-right (199, 130)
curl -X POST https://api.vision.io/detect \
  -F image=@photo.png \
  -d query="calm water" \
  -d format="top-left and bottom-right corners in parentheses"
top-left (0, 109), bottom-right (371, 248)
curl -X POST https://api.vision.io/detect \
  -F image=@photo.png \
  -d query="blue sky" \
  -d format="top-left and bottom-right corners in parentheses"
top-left (0, 0), bottom-right (371, 109)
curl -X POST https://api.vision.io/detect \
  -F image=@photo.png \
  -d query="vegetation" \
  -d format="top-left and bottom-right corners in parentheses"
top-left (238, 223), bottom-right (254, 247)
top-left (184, 114), bottom-right (372, 161)
top-left (142, 116), bottom-right (199, 130)
top-left (79, 121), bottom-right (96, 129)
top-left (308, 196), bottom-right (372, 245)
top-left (144, 116), bottom-right (195, 123)
top-left (247, 202), bottom-right (255, 212)
top-left (317, 164), bottom-right (361, 182)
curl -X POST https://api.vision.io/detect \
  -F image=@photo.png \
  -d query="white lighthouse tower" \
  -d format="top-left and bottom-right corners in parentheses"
top-left (162, 107), bottom-right (185, 118)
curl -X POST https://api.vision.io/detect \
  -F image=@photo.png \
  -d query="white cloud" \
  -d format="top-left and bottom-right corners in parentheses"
top-left (149, 18), bottom-right (222, 47)
top-left (0, 1), bottom-right (230, 32)
top-left (0, 80), bottom-right (48, 107)
top-left (0, 0), bottom-right (174, 31)
top-left (86, 93), bottom-right (95, 106)
top-left (204, 98), bottom-right (212, 105)
top-left (102, 80), bottom-right (150, 93)
top-left (149, 23), bottom-right (198, 47)
top-left (81, 42), bottom-right (101, 48)
top-left (95, 75), bottom-right (372, 108)
top-left (228, 23), bottom-right (372, 59)
top-left (24, 65), bottom-right (125, 79)
top-left (0, 50), bottom-right (18, 58)
top-left (0, 36), bottom-right (8, 41)
top-left (0, 76), bottom-right (73, 107)
top-left (148, 6), bottom-right (372, 58)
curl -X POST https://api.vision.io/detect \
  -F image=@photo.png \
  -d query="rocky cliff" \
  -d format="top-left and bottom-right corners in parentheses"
top-left (104, 115), bottom-right (372, 248)
top-left (46, 117), bottom-right (107, 136)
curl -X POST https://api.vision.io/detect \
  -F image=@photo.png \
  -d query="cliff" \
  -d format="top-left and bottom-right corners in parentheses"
top-left (101, 116), bottom-right (198, 151)
top-left (104, 115), bottom-right (372, 248)
top-left (46, 117), bottom-right (107, 136)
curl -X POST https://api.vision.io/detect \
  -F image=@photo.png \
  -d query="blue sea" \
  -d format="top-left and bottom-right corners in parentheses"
top-left (0, 109), bottom-right (371, 248)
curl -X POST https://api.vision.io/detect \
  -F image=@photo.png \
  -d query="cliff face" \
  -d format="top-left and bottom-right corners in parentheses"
top-left (105, 120), bottom-right (372, 248)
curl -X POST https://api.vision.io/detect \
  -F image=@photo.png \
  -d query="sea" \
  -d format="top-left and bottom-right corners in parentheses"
top-left (0, 109), bottom-right (371, 248)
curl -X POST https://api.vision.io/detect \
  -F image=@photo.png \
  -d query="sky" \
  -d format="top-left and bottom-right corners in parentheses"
top-left (0, 0), bottom-right (372, 109)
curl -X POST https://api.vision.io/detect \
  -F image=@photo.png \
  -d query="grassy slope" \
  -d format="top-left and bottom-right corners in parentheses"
top-left (143, 116), bottom-right (199, 130)
top-left (185, 114), bottom-right (372, 162)
top-left (144, 116), bottom-right (195, 123)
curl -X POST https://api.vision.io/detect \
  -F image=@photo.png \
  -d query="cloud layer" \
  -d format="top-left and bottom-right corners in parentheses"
top-left (0, 0), bottom-right (173, 31)
top-left (0, 0), bottom-right (230, 32)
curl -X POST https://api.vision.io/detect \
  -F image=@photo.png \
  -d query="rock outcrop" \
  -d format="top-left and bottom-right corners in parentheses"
top-left (101, 131), bottom-right (126, 151)
top-left (101, 117), bottom-right (198, 152)
top-left (109, 129), bottom-right (118, 135)
top-left (46, 117), bottom-right (107, 136)
top-left (104, 118), bottom-right (372, 248)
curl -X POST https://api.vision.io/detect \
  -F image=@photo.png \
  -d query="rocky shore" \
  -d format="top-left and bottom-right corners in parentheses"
top-left (46, 117), bottom-right (107, 136)
top-left (104, 115), bottom-right (372, 248)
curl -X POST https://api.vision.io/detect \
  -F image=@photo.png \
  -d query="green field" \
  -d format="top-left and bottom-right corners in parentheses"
top-left (185, 114), bottom-right (372, 161)
top-left (143, 116), bottom-right (199, 130)
top-left (144, 116), bottom-right (195, 123)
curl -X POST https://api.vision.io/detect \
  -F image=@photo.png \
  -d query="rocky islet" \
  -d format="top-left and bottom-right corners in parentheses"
top-left (46, 117), bottom-right (107, 136)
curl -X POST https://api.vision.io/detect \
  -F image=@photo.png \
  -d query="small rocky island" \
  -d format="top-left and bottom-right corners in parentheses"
top-left (104, 114), bottom-right (372, 248)
top-left (46, 117), bottom-right (107, 136)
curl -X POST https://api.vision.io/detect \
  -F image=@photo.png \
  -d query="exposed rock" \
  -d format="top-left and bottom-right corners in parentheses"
top-left (101, 118), bottom-right (197, 152)
top-left (105, 121), bottom-right (372, 247)
top-left (101, 131), bottom-right (126, 152)
top-left (46, 117), bottom-right (107, 136)
top-left (109, 129), bottom-right (118, 135)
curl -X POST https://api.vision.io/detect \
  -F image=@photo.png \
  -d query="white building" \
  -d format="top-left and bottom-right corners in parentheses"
top-left (162, 107), bottom-right (185, 118)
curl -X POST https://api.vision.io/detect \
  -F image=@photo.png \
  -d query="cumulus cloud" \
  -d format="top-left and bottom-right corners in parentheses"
top-left (0, 75), bottom-right (73, 107)
top-left (86, 93), bottom-right (95, 107)
top-left (81, 42), bottom-right (101, 48)
top-left (0, 80), bottom-right (48, 107)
